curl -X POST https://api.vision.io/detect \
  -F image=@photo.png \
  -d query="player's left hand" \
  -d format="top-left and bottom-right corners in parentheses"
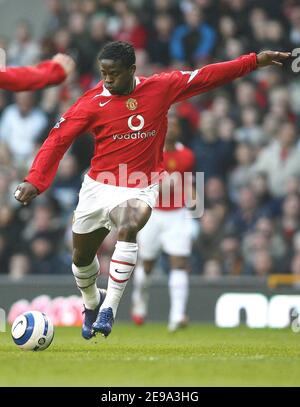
top-left (14, 182), bottom-right (39, 206)
top-left (52, 53), bottom-right (75, 76)
top-left (256, 51), bottom-right (291, 68)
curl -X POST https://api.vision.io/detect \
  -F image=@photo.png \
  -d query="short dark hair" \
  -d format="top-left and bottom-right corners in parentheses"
top-left (98, 41), bottom-right (136, 68)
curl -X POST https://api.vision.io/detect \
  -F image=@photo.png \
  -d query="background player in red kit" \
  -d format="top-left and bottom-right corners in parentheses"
top-left (14, 41), bottom-right (290, 339)
top-left (0, 53), bottom-right (75, 91)
top-left (131, 113), bottom-right (196, 331)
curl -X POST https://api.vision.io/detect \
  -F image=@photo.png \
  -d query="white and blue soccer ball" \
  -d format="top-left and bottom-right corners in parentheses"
top-left (11, 311), bottom-right (54, 351)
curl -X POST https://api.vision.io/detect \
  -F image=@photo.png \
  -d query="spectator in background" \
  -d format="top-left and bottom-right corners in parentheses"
top-left (291, 253), bottom-right (300, 276)
top-left (229, 142), bottom-right (255, 203)
top-left (115, 12), bottom-right (147, 50)
top-left (216, 15), bottom-right (239, 58)
top-left (204, 177), bottom-right (228, 208)
top-left (249, 172), bottom-right (281, 217)
top-left (44, 0), bottom-right (68, 35)
top-left (248, 7), bottom-right (268, 53)
top-left (191, 111), bottom-right (235, 181)
top-left (222, 0), bottom-right (250, 36)
top-left (211, 94), bottom-right (232, 119)
top-left (21, 203), bottom-right (62, 250)
top-left (226, 186), bottom-right (267, 237)
top-left (288, 5), bottom-right (300, 46)
top-left (202, 258), bottom-right (222, 279)
top-left (233, 80), bottom-right (259, 119)
top-left (194, 209), bottom-right (224, 271)
top-left (263, 20), bottom-right (291, 51)
top-left (291, 231), bottom-right (300, 275)
top-left (220, 233), bottom-right (243, 275)
top-left (255, 217), bottom-right (287, 267)
top-left (29, 232), bottom-right (68, 275)
top-left (7, 20), bottom-right (40, 66)
top-left (170, 4), bottom-right (216, 67)
top-left (278, 193), bottom-right (300, 248)
top-left (0, 205), bottom-right (22, 273)
top-left (268, 86), bottom-right (292, 122)
top-left (51, 154), bottom-right (82, 222)
top-left (251, 250), bottom-right (273, 276)
top-left (0, 232), bottom-right (9, 273)
top-left (147, 13), bottom-right (173, 67)
top-left (0, 170), bottom-right (12, 207)
top-left (235, 106), bottom-right (266, 148)
top-left (253, 122), bottom-right (300, 197)
top-left (8, 253), bottom-right (30, 280)
top-left (0, 92), bottom-right (48, 167)
top-left (262, 112), bottom-right (282, 144)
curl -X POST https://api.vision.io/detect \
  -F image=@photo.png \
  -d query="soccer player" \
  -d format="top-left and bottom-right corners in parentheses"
top-left (131, 113), bottom-right (196, 331)
top-left (0, 53), bottom-right (75, 91)
top-left (14, 41), bottom-right (290, 339)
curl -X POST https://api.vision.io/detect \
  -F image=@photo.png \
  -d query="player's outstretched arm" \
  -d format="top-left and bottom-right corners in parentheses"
top-left (256, 50), bottom-right (291, 67)
top-left (166, 50), bottom-right (291, 105)
top-left (0, 53), bottom-right (75, 92)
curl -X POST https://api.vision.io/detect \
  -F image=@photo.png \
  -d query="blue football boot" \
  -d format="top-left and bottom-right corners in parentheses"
top-left (82, 289), bottom-right (106, 340)
top-left (92, 307), bottom-right (114, 337)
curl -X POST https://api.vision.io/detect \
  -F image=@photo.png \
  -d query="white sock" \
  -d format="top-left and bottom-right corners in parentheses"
top-left (72, 257), bottom-right (100, 310)
top-left (101, 241), bottom-right (138, 318)
top-left (168, 269), bottom-right (189, 324)
top-left (132, 264), bottom-right (151, 318)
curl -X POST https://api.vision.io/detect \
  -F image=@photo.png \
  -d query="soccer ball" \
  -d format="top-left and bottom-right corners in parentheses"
top-left (11, 311), bottom-right (54, 351)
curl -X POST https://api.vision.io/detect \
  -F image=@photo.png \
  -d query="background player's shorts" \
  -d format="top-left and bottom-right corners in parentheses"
top-left (72, 174), bottom-right (159, 234)
top-left (138, 207), bottom-right (194, 259)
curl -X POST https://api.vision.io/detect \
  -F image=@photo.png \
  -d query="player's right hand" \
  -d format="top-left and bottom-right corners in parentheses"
top-left (52, 53), bottom-right (75, 76)
top-left (14, 182), bottom-right (39, 206)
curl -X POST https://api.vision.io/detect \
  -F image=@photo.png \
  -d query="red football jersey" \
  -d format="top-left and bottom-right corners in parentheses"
top-left (0, 61), bottom-right (66, 92)
top-left (25, 53), bottom-right (257, 193)
top-left (156, 143), bottom-right (195, 211)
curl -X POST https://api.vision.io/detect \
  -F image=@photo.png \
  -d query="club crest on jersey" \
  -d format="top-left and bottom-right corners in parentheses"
top-left (167, 158), bottom-right (177, 171)
top-left (126, 98), bottom-right (138, 111)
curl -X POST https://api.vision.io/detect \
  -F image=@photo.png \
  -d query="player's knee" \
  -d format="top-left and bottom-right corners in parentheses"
top-left (72, 251), bottom-right (94, 267)
top-left (117, 222), bottom-right (139, 241)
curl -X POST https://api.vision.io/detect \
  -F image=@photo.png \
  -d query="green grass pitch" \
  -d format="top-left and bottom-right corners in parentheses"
top-left (1, 323), bottom-right (300, 386)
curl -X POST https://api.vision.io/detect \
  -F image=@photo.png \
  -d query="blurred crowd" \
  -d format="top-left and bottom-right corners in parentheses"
top-left (1, 0), bottom-right (300, 278)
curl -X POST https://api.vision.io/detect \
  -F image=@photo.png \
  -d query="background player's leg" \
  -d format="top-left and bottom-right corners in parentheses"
top-left (168, 255), bottom-right (189, 331)
top-left (72, 227), bottom-right (110, 310)
top-left (97, 199), bottom-right (152, 320)
top-left (132, 259), bottom-right (155, 324)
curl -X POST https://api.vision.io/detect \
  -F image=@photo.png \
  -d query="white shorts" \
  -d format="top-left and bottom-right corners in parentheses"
top-left (138, 207), bottom-right (194, 259)
top-left (72, 174), bottom-right (159, 234)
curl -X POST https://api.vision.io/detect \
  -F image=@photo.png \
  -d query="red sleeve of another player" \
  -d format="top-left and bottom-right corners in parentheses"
top-left (164, 53), bottom-right (257, 105)
top-left (0, 61), bottom-right (66, 91)
top-left (24, 96), bottom-right (92, 193)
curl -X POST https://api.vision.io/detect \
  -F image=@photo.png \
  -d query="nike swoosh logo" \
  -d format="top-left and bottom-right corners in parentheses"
top-left (99, 100), bottom-right (112, 107)
top-left (13, 320), bottom-right (23, 332)
top-left (115, 269), bottom-right (128, 274)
